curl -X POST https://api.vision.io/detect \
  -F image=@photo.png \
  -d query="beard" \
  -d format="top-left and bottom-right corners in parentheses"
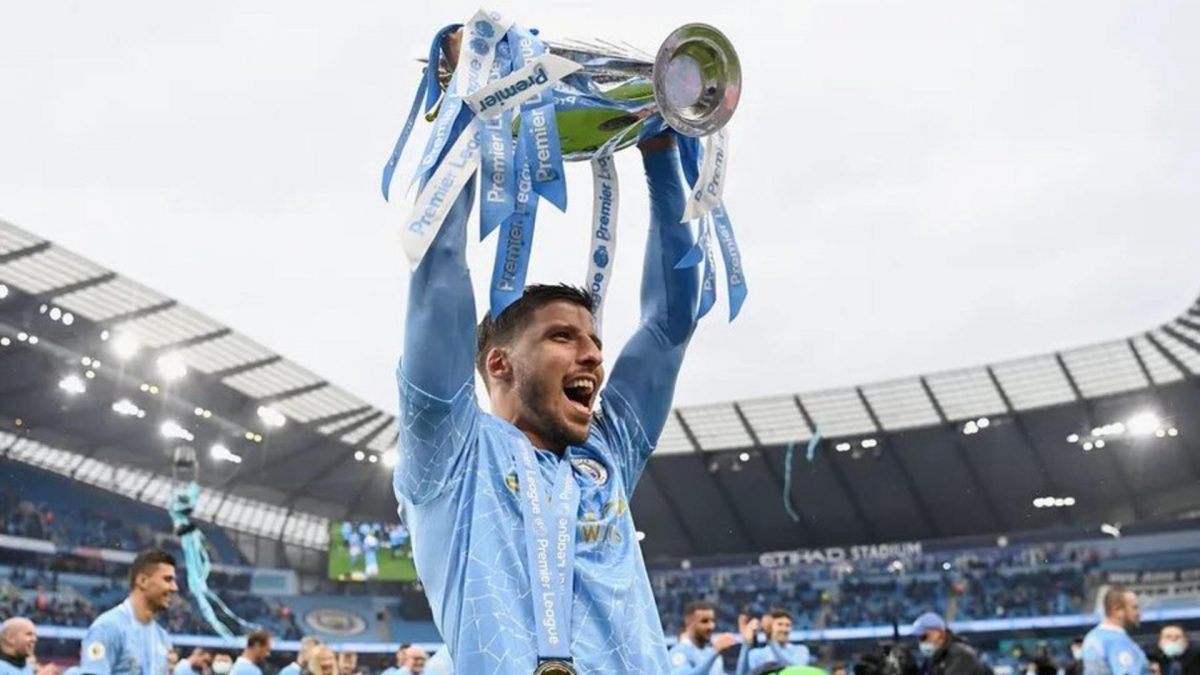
top-left (517, 373), bottom-right (589, 449)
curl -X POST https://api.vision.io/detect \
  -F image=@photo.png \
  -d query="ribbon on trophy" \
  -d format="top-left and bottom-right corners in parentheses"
top-left (381, 8), bottom-right (748, 322)
top-left (585, 155), bottom-right (618, 330)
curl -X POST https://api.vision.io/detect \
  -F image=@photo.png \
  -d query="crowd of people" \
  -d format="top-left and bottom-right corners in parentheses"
top-left (652, 543), bottom-right (1102, 636)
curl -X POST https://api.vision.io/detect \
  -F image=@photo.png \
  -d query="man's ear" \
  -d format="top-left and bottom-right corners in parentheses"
top-left (485, 346), bottom-right (513, 384)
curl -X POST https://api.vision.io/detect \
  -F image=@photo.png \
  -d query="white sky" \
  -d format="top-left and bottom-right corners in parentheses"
top-left (2, 1), bottom-right (1198, 412)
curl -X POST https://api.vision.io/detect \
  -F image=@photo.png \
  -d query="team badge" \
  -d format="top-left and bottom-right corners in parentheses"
top-left (1118, 652), bottom-right (1133, 667)
top-left (87, 642), bottom-right (106, 660)
top-left (571, 458), bottom-right (608, 486)
top-left (504, 472), bottom-right (520, 494)
top-left (671, 652), bottom-right (687, 667)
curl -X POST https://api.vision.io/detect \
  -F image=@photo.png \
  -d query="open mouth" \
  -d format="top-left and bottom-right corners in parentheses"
top-left (563, 376), bottom-right (597, 416)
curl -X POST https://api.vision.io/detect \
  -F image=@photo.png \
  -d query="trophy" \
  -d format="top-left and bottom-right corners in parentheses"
top-left (431, 22), bottom-right (742, 158)
top-left (383, 9), bottom-right (747, 325)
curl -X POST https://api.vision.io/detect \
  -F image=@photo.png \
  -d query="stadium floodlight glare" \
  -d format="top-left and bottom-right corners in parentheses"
top-left (210, 444), bottom-right (243, 464)
top-left (636, 531), bottom-right (646, 542)
top-left (861, 438), bottom-right (878, 449)
top-left (0, 283), bottom-right (8, 299)
top-left (100, 330), bottom-right (110, 341)
top-left (58, 375), bottom-right (86, 395)
top-left (62, 312), bottom-right (74, 326)
top-left (1063, 497), bottom-right (1076, 506)
top-left (112, 399), bottom-right (144, 417)
top-left (1127, 411), bottom-right (1159, 436)
top-left (738, 451), bottom-right (751, 462)
top-left (48, 307), bottom-right (62, 321)
top-left (368, 454), bottom-right (379, 464)
top-left (27, 335), bottom-right (38, 345)
top-left (1100, 523), bottom-right (1121, 538)
top-left (156, 354), bottom-right (188, 381)
top-left (111, 332), bottom-right (141, 360)
top-left (1094, 439), bottom-right (1106, 449)
top-left (382, 451), bottom-right (398, 468)
top-left (1066, 433), bottom-right (1079, 443)
top-left (256, 406), bottom-right (286, 428)
top-left (962, 421), bottom-right (978, 435)
top-left (1168, 427), bottom-right (1178, 437)
top-left (17, 332), bottom-right (27, 342)
top-left (1082, 441), bottom-right (1094, 451)
top-left (354, 450), bottom-right (365, 461)
top-left (977, 417), bottom-right (990, 429)
top-left (39, 304), bottom-right (47, 314)
top-left (835, 442), bottom-right (851, 452)
top-left (160, 420), bottom-right (194, 442)
top-left (0, 337), bottom-right (9, 347)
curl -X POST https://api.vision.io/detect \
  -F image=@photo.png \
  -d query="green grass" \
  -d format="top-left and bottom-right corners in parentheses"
top-left (327, 534), bottom-right (416, 582)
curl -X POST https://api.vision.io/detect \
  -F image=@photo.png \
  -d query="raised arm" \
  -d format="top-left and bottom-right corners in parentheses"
top-left (394, 115), bottom-right (481, 505)
top-left (603, 135), bottom-right (700, 478)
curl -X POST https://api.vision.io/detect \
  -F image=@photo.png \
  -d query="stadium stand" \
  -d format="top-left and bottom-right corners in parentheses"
top-left (3, 216), bottom-right (1200, 672)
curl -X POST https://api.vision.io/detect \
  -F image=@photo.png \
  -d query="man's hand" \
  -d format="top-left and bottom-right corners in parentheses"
top-left (712, 633), bottom-right (739, 653)
top-left (738, 614), bottom-right (760, 644)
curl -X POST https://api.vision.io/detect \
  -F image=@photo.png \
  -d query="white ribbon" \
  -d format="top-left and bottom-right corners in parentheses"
top-left (681, 127), bottom-right (730, 223)
top-left (584, 155), bottom-right (619, 331)
top-left (403, 125), bottom-right (482, 266)
top-left (465, 54), bottom-right (582, 119)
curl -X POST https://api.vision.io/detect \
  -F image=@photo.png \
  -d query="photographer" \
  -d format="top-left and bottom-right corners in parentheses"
top-left (912, 613), bottom-right (986, 675)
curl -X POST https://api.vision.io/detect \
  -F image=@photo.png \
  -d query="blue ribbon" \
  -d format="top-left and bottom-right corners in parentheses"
top-left (479, 39), bottom-right (516, 239)
top-left (783, 428), bottom-right (823, 522)
top-left (696, 216), bottom-right (717, 319)
top-left (169, 482), bottom-right (257, 638)
top-left (490, 138), bottom-right (539, 317)
top-left (511, 28), bottom-right (569, 212)
top-left (712, 204), bottom-right (748, 321)
top-left (381, 24), bottom-right (462, 201)
top-left (513, 444), bottom-right (579, 662)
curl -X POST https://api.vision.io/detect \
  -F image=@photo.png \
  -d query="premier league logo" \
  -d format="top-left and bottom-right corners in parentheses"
top-left (470, 37), bottom-right (489, 55)
top-left (474, 20), bottom-right (494, 38)
top-left (592, 245), bottom-right (609, 269)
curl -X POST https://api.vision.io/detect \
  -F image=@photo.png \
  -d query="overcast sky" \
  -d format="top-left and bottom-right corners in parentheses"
top-left (2, 1), bottom-right (1198, 413)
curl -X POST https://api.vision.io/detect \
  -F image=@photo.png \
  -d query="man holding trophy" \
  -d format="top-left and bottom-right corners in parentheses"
top-left (387, 9), bottom-right (744, 674)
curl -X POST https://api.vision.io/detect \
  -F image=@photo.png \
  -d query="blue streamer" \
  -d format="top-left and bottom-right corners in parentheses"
top-left (169, 482), bottom-right (257, 637)
top-left (479, 40), bottom-right (516, 239)
top-left (782, 427), bottom-right (823, 523)
top-left (489, 138), bottom-right (539, 316)
top-left (696, 216), bottom-right (717, 319)
top-left (510, 27), bottom-right (569, 212)
top-left (380, 23), bottom-right (462, 201)
top-left (711, 204), bottom-right (748, 320)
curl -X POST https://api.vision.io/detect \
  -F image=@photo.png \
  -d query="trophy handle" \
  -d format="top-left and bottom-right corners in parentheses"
top-left (652, 23), bottom-right (742, 137)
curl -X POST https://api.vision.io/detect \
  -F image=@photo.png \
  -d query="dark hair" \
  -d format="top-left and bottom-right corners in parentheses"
top-left (768, 607), bottom-right (794, 621)
top-left (128, 548), bottom-right (176, 589)
top-left (683, 601), bottom-right (715, 619)
top-left (475, 284), bottom-right (594, 386)
top-left (1103, 586), bottom-right (1132, 615)
top-left (246, 629), bottom-right (272, 648)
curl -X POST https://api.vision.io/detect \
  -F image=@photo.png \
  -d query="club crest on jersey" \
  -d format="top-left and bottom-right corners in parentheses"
top-left (571, 457), bottom-right (608, 485)
top-left (504, 472), bottom-right (520, 494)
top-left (87, 642), bottom-right (105, 660)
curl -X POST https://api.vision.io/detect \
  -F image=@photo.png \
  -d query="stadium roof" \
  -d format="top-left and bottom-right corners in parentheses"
top-left (2, 219), bottom-right (1199, 558)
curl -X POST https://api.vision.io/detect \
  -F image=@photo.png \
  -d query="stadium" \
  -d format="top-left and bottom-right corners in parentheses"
top-left (3, 212), bottom-right (1199, 674)
top-left (3, 4), bottom-right (1200, 675)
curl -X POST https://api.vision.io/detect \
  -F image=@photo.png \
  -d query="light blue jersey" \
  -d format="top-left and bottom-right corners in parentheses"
top-left (228, 658), bottom-right (262, 675)
top-left (668, 640), bottom-right (727, 675)
top-left (0, 657), bottom-right (34, 675)
top-left (743, 642), bottom-right (811, 673)
top-left (171, 661), bottom-right (198, 675)
top-left (278, 663), bottom-right (301, 675)
top-left (79, 600), bottom-right (172, 675)
top-left (1083, 624), bottom-right (1151, 675)
top-left (395, 138), bottom-right (699, 674)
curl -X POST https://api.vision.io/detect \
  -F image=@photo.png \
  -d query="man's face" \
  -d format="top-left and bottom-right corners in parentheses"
top-left (688, 609), bottom-right (717, 644)
top-left (338, 652), bottom-right (357, 674)
top-left (4, 619), bottom-right (36, 658)
top-left (138, 563), bottom-right (178, 613)
top-left (1118, 592), bottom-right (1141, 630)
top-left (168, 651), bottom-right (179, 668)
top-left (770, 617), bottom-right (793, 643)
top-left (405, 648), bottom-right (427, 674)
top-left (493, 301), bottom-right (604, 449)
top-left (253, 641), bottom-right (272, 663)
top-left (315, 652), bottom-right (336, 675)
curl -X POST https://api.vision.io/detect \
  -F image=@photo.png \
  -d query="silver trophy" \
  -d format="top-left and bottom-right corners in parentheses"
top-left (434, 23), bottom-right (741, 158)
